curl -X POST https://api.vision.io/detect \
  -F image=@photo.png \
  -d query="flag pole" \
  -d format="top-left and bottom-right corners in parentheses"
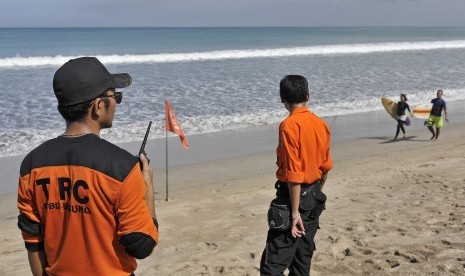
top-left (165, 129), bottom-right (169, 201)
top-left (330, 115), bottom-right (338, 129)
top-left (165, 99), bottom-right (189, 202)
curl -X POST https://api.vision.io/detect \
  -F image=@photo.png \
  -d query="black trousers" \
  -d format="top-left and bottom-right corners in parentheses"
top-left (395, 119), bottom-right (406, 138)
top-left (260, 183), bottom-right (326, 276)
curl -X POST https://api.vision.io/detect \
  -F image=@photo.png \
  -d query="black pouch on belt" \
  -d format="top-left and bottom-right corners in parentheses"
top-left (267, 196), bottom-right (291, 231)
top-left (300, 183), bottom-right (327, 220)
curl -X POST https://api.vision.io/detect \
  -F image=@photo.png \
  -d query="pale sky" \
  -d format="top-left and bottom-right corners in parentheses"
top-left (1, 0), bottom-right (465, 27)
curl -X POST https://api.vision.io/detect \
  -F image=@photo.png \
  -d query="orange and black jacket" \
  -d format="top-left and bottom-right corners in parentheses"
top-left (17, 134), bottom-right (159, 276)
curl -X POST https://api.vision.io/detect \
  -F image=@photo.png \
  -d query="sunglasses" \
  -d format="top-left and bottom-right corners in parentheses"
top-left (100, 92), bottom-right (123, 104)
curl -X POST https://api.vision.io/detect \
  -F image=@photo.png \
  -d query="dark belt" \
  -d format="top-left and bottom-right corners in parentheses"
top-left (275, 180), bottom-right (320, 198)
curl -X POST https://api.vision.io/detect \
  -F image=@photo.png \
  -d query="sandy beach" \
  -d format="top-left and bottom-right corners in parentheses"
top-left (1, 103), bottom-right (465, 275)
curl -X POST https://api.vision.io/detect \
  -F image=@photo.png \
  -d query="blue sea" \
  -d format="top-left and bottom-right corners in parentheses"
top-left (1, 27), bottom-right (465, 157)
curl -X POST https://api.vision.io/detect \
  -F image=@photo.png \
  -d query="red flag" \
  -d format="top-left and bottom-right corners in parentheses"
top-left (165, 100), bottom-right (189, 148)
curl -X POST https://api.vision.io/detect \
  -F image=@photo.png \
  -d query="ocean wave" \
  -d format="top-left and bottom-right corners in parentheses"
top-left (2, 88), bottom-right (464, 158)
top-left (2, 40), bottom-right (465, 68)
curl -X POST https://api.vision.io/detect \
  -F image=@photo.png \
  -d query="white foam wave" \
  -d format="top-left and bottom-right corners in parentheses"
top-left (2, 89), bottom-right (465, 158)
top-left (3, 40), bottom-right (465, 68)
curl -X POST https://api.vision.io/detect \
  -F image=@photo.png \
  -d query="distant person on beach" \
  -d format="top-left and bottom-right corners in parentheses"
top-left (16, 57), bottom-right (158, 275)
top-left (394, 94), bottom-right (412, 140)
top-left (426, 90), bottom-right (448, 140)
top-left (260, 75), bottom-right (333, 275)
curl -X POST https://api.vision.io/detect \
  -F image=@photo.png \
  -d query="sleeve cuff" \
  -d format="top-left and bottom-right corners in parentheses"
top-left (285, 171), bottom-right (304, 183)
top-left (25, 241), bottom-right (44, 252)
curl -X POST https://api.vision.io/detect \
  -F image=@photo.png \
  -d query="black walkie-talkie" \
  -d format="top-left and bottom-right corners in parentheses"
top-left (137, 121), bottom-right (152, 169)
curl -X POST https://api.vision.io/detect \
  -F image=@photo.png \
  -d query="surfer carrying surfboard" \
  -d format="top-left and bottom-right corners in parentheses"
top-left (394, 94), bottom-right (412, 140)
top-left (426, 90), bottom-right (449, 140)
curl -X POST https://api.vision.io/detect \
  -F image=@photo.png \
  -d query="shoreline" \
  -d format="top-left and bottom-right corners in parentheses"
top-left (1, 99), bottom-right (464, 195)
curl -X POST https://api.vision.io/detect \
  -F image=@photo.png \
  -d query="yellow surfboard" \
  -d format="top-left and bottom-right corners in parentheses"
top-left (381, 97), bottom-right (397, 120)
top-left (382, 97), bottom-right (411, 125)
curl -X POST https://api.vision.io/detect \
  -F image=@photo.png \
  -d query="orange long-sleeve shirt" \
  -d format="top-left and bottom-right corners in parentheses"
top-left (276, 107), bottom-right (332, 184)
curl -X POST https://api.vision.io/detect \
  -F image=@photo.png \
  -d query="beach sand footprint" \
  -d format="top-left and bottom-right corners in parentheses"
top-left (205, 242), bottom-right (218, 250)
top-left (419, 163), bottom-right (435, 168)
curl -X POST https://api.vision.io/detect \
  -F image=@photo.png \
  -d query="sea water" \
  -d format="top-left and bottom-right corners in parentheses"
top-left (1, 27), bottom-right (465, 157)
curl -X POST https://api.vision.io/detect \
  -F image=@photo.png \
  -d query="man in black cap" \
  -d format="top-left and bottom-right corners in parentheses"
top-left (17, 57), bottom-right (159, 276)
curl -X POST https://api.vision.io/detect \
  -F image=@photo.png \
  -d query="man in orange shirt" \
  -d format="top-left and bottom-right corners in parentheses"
top-left (260, 75), bottom-right (332, 275)
top-left (17, 57), bottom-right (159, 275)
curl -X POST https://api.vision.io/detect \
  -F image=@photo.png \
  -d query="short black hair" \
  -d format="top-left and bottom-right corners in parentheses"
top-left (279, 75), bottom-right (309, 104)
top-left (57, 95), bottom-right (110, 122)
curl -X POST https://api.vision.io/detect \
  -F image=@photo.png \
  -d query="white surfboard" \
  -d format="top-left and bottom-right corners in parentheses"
top-left (412, 104), bottom-right (432, 119)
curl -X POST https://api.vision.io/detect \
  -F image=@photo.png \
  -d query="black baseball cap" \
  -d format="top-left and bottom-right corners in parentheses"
top-left (53, 57), bottom-right (132, 107)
